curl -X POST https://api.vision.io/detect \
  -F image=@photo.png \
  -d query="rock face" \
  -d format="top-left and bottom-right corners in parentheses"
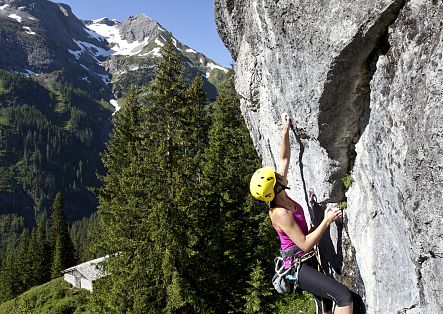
top-left (215, 0), bottom-right (442, 313)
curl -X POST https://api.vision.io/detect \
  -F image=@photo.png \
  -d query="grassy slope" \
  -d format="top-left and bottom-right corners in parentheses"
top-left (0, 278), bottom-right (92, 314)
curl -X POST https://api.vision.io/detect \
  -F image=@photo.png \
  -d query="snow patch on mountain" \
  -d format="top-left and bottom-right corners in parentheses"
top-left (0, 4), bottom-right (10, 10)
top-left (68, 48), bottom-right (82, 60)
top-left (8, 13), bottom-right (22, 23)
top-left (80, 64), bottom-right (89, 72)
top-left (110, 99), bottom-right (121, 115)
top-left (86, 19), bottom-right (153, 56)
top-left (206, 62), bottom-right (228, 72)
top-left (140, 47), bottom-right (162, 57)
top-left (97, 73), bottom-right (111, 85)
top-left (128, 65), bottom-right (140, 71)
top-left (84, 27), bottom-right (106, 42)
top-left (23, 69), bottom-right (37, 76)
top-left (172, 38), bottom-right (178, 49)
top-left (23, 26), bottom-right (36, 35)
top-left (73, 39), bottom-right (112, 59)
top-left (155, 38), bottom-right (164, 47)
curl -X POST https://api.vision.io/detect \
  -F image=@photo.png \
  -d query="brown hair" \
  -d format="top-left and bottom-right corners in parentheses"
top-left (269, 172), bottom-right (286, 209)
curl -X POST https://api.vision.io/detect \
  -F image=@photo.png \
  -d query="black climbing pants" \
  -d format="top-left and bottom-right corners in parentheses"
top-left (297, 258), bottom-right (353, 312)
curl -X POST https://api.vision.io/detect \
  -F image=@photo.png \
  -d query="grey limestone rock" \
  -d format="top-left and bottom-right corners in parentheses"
top-left (119, 14), bottom-right (162, 43)
top-left (215, 0), bottom-right (443, 312)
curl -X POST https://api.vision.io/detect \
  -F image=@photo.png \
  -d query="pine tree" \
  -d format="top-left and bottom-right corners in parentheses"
top-left (49, 192), bottom-right (76, 271)
top-left (243, 261), bottom-right (275, 313)
top-left (141, 38), bottom-right (208, 312)
top-left (93, 87), bottom-right (152, 312)
top-left (70, 212), bottom-right (99, 262)
top-left (0, 246), bottom-right (18, 302)
top-left (15, 228), bottom-right (30, 294)
top-left (194, 72), bottom-right (275, 312)
top-left (51, 236), bottom-right (64, 279)
top-left (94, 39), bottom-right (210, 313)
top-left (184, 75), bottom-right (209, 166)
top-left (27, 228), bottom-right (39, 286)
top-left (34, 221), bottom-right (51, 283)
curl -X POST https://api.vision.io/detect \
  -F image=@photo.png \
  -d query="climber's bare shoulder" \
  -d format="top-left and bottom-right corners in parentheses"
top-left (269, 207), bottom-right (295, 230)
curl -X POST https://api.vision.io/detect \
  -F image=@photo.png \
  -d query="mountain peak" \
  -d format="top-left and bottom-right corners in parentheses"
top-left (119, 13), bottom-right (163, 43)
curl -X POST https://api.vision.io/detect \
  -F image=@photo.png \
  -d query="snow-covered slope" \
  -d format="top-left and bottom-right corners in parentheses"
top-left (86, 17), bottom-right (156, 57)
top-left (83, 14), bottom-right (228, 100)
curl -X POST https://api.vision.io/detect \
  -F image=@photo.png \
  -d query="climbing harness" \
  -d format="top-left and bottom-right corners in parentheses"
top-left (272, 249), bottom-right (316, 294)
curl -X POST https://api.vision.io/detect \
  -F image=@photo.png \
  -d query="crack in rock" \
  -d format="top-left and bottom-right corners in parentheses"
top-left (317, 0), bottom-right (406, 202)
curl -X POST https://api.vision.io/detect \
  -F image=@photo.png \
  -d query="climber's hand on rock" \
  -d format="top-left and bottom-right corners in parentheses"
top-left (324, 205), bottom-right (342, 225)
top-left (281, 112), bottom-right (292, 129)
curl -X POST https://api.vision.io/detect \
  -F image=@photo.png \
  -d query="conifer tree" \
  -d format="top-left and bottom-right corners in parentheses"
top-left (27, 228), bottom-right (39, 286)
top-left (49, 192), bottom-right (76, 271)
top-left (27, 223), bottom-right (51, 286)
top-left (51, 236), bottom-right (64, 279)
top-left (15, 228), bottom-right (30, 293)
top-left (195, 72), bottom-right (275, 312)
top-left (184, 75), bottom-right (209, 165)
top-left (141, 38), bottom-right (207, 312)
top-left (177, 75), bottom-right (209, 270)
top-left (0, 246), bottom-right (18, 302)
top-left (243, 261), bottom-right (275, 313)
top-left (32, 221), bottom-right (51, 283)
top-left (94, 39), bottom-right (210, 313)
top-left (93, 87), bottom-right (152, 312)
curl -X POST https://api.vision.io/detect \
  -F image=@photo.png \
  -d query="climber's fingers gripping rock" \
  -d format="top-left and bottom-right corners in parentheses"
top-left (281, 112), bottom-right (292, 129)
top-left (324, 205), bottom-right (342, 224)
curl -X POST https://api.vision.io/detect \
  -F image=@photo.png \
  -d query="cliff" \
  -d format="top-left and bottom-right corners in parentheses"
top-left (215, 0), bottom-right (442, 312)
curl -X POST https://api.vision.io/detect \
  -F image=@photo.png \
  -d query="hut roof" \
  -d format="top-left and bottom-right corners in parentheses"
top-left (62, 256), bottom-right (107, 281)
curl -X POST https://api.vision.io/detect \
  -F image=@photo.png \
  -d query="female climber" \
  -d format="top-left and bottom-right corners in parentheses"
top-left (249, 113), bottom-right (353, 314)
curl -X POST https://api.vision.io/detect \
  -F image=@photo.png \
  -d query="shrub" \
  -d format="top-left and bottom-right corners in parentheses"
top-left (341, 173), bottom-right (353, 189)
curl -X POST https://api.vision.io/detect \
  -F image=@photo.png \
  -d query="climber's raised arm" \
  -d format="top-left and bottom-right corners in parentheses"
top-left (277, 113), bottom-right (291, 177)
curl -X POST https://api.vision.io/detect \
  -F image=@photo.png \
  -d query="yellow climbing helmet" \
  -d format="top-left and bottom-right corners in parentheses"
top-left (250, 166), bottom-right (276, 202)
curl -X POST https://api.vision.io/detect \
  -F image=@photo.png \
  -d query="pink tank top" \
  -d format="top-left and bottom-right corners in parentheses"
top-left (272, 200), bottom-right (309, 256)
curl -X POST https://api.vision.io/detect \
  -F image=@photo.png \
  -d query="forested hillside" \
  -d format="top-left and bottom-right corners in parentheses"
top-left (0, 70), bottom-right (112, 224)
top-left (0, 192), bottom-right (79, 303)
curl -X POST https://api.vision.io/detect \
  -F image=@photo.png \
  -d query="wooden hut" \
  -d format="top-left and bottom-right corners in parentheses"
top-left (62, 256), bottom-right (106, 292)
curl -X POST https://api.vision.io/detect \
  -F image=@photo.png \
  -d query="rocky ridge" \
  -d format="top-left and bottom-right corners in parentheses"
top-left (86, 14), bottom-right (227, 99)
top-left (215, 0), bottom-right (442, 313)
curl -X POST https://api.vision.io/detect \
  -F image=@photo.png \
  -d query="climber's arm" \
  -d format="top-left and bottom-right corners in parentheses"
top-left (272, 206), bottom-right (342, 252)
top-left (278, 113), bottom-right (291, 177)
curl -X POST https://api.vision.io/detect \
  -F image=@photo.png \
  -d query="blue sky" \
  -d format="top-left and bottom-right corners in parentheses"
top-left (53, 0), bottom-right (233, 67)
